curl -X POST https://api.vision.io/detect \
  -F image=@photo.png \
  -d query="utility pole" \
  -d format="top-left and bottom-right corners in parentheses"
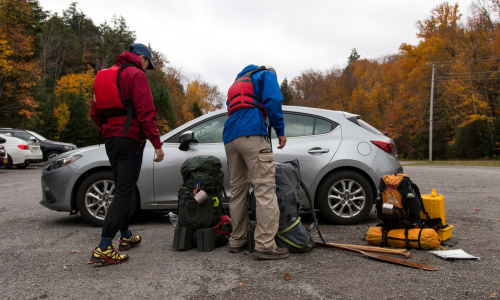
top-left (426, 64), bottom-right (441, 162)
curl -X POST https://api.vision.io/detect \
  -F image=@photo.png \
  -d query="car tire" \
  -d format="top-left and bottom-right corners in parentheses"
top-left (5, 155), bottom-right (13, 169)
top-left (76, 171), bottom-right (138, 227)
top-left (45, 151), bottom-right (60, 161)
top-left (318, 170), bottom-right (374, 225)
top-left (16, 163), bottom-right (28, 169)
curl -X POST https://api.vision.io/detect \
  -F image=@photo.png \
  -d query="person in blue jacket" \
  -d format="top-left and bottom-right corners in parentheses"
top-left (223, 64), bottom-right (288, 260)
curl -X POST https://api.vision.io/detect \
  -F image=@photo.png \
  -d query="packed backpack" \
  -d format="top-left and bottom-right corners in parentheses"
top-left (249, 159), bottom-right (321, 253)
top-left (174, 155), bottom-right (231, 251)
top-left (371, 173), bottom-right (444, 249)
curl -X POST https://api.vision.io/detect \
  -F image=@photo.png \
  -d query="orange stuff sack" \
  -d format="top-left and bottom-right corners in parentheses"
top-left (366, 226), bottom-right (440, 250)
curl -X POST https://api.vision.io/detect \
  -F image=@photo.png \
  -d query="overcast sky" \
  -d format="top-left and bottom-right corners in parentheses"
top-left (38, 0), bottom-right (475, 95)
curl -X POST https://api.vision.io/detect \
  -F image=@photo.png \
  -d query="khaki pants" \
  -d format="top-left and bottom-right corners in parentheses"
top-left (225, 135), bottom-right (279, 252)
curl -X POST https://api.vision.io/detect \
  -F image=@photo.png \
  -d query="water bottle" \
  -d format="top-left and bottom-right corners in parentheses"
top-left (168, 212), bottom-right (178, 226)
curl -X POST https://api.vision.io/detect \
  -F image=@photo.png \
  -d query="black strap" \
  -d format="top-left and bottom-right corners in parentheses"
top-left (116, 64), bottom-right (135, 135)
top-left (300, 181), bottom-right (326, 244)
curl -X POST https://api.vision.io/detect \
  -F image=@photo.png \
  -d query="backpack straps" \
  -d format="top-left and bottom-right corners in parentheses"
top-left (116, 63), bottom-right (135, 135)
top-left (300, 181), bottom-right (326, 244)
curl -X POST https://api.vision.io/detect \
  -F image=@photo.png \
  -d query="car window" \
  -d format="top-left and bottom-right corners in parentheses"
top-left (167, 115), bottom-right (228, 144)
top-left (26, 130), bottom-right (47, 141)
top-left (315, 118), bottom-right (333, 135)
top-left (271, 113), bottom-right (336, 138)
top-left (12, 131), bottom-right (32, 141)
top-left (347, 116), bottom-right (383, 135)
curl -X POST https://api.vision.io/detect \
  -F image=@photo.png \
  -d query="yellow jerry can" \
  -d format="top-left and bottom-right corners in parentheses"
top-left (420, 189), bottom-right (453, 241)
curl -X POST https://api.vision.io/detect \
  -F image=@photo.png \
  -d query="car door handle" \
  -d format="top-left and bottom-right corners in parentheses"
top-left (308, 147), bottom-right (329, 154)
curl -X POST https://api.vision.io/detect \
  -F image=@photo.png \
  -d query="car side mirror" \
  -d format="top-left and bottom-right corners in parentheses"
top-left (29, 136), bottom-right (38, 142)
top-left (178, 131), bottom-right (194, 151)
top-left (0, 138), bottom-right (5, 144)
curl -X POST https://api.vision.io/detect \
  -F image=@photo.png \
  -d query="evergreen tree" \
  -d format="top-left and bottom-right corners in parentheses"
top-left (280, 78), bottom-right (293, 105)
top-left (192, 102), bottom-right (203, 118)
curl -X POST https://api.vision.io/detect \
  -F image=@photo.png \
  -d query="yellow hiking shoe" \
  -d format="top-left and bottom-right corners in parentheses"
top-left (118, 234), bottom-right (142, 251)
top-left (88, 244), bottom-right (129, 266)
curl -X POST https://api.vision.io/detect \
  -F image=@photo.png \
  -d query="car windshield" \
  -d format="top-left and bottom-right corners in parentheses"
top-left (26, 130), bottom-right (47, 141)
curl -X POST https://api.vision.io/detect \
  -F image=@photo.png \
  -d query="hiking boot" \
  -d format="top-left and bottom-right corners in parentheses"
top-left (118, 234), bottom-right (142, 251)
top-left (252, 247), bottom-right (289, 260)
top-left (228, 244), bottom-right (247, 253)
top-left (88, 245), bottom-right (129, 266)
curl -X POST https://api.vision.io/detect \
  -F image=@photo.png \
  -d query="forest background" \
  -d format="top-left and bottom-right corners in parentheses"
top-left (1, 0), bottom-right (499, 160)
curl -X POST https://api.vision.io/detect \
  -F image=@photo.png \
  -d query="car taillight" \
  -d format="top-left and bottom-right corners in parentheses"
top-left (18, 145), bottom-right (30, 150)
top-left (371, 140), bottom-right (396, 154)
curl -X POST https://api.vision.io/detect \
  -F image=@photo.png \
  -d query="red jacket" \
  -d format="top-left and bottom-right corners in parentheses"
top-left (91, 51), bottom-right (162, 149)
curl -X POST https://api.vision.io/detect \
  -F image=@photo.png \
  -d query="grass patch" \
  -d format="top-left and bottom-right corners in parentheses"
top-left (401, 160), bottom-right (500, 167)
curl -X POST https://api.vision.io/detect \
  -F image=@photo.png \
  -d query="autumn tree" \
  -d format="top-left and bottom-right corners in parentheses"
top-left (53, 69), bottom-right (95, 143)
top-left (179, 79), bottom-right (223, 124)
top-left (0, 0), bottom-right (43, 126)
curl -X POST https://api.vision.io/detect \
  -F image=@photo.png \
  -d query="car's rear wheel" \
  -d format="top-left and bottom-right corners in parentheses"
top-left (5, 155), bottom-right (13, 169)
top-left (318, 170), bottom-right (374, 225)
top-left (76, 171), bottom-right (138, 227)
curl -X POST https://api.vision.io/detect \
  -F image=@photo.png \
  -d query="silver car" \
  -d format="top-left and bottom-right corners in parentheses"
top-left (40, 106), bottom-right (402, 226)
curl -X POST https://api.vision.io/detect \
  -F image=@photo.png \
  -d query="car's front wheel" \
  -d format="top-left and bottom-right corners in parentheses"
top-left (76, 171), bottom-right (138, 227)
top-left (318, 170), bottom-right (374, 225)
top-left (45, 151), bottom-right (60, 161)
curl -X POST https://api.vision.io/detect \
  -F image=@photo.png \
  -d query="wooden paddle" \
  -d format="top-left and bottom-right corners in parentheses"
top-left (326, 242), bottom-right (412, 259)
top-left (315, 241), bottom-right (437, 271)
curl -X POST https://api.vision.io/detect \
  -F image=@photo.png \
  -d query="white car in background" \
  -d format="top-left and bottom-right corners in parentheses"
top-left (0, 133), bottom-right (43, 168)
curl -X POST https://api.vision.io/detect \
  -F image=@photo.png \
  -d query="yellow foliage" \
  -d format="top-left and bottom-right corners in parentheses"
top-left (55, 69), bottom-right (95, 101)
top-left (53, 103), bottom-right (70, 136)
top-left (0, 34), bottom-right (13, 75)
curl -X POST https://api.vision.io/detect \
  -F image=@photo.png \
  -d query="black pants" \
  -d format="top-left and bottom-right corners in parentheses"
top-left (101, 137), bottom-right (145, 239)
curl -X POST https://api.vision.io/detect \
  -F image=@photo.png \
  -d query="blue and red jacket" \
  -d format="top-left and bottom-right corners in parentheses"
top-left (223, 64), bottom-right (285, 144)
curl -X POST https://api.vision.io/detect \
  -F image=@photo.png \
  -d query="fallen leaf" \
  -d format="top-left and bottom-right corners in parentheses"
top-left (71, 250), bottom-right (80, 253)
top-left (487, 196), bottom-right (494, 198)
top-left (470, 228), bottom-right (476, 231)
top-left (463, 291), bottom-right (469, 295)
top-left (474, 208), bottom-right (480, 211)
top-left (63, 264), bottom-right (74, 270)
top-left (235, 282), bottom-right (244, 287)
top-left (284, 273), bottom-right (293, 280)
top-left (490, 292), bottom-right (498, 298)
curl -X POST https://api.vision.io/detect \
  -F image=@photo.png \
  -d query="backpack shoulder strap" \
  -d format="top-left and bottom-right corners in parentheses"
top-left (116, 63), bottom-right (136, 135)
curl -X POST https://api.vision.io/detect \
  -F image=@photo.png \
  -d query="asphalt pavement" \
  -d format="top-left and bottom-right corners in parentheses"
top-left (0, 164), bottom-right (499, 299)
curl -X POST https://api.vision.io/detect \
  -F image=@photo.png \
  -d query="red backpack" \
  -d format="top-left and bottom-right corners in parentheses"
top-left (94, 64), bottom-right (135, 134)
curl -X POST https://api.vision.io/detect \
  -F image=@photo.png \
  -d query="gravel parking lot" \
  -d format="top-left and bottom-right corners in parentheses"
top-left (0, 164), bottom-right (499, 299)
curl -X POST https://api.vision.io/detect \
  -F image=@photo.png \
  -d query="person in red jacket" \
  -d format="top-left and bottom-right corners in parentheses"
top-left (89, 43), bottom-right (164, 266)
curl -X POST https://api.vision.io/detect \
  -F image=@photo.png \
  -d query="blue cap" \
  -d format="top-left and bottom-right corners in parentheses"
top-left (129, 43), bottom-right (155, 70)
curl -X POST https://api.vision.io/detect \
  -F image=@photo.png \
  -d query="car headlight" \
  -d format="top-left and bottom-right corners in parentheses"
top-left (45, 154), bottom-right (82, 171)
top-left (63, 145), bottom-right (75, 150)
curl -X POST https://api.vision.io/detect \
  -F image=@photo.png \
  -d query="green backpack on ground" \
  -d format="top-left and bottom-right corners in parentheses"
top-left (178, 155), bottom-right (225, 229)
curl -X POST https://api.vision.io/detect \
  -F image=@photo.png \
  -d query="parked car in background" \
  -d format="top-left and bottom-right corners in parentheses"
top-left (40, 106), bottom-right (403, 226)
top-left (0, 128), bottom-right (77, 161)
top-left (0, 133), bottom-right (43, 168)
